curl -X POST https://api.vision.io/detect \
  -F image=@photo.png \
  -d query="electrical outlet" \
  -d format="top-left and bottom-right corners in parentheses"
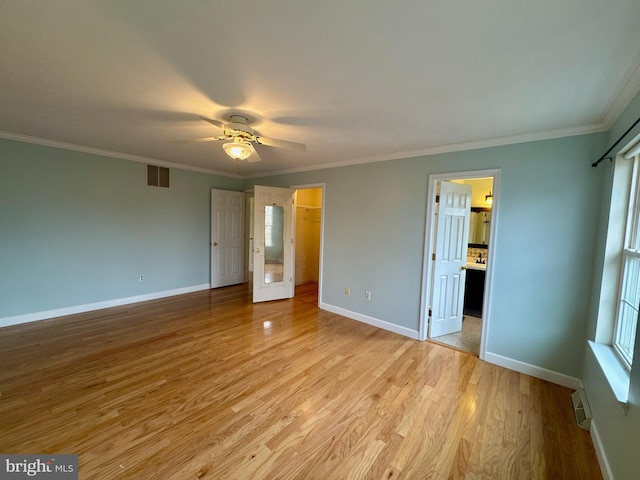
top-left (365, 291), bottom-right (371, 300)
top-left (345, 287), bottom-right (350, 296)
top-left (139, 275), bottom-right (144, 282)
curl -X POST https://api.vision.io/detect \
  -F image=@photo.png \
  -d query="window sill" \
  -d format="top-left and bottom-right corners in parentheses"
top-left (588, 341), bottom-right (630, 413)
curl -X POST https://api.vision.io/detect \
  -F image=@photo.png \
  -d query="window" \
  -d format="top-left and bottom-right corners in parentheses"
top-left (589, 140), bottom-right (640, 404)
top-left (614, 152), bottom-right (640, 370)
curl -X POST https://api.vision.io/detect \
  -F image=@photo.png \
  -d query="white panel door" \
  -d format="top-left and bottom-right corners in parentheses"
top-left (210, 189), bottom-right (245, 288)
top-left (429, 181), bottom-right (472, 338)
top-left (253, 185), bottom-right (294, 303)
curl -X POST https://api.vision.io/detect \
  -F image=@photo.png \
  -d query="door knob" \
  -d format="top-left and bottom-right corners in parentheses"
top-left (255, 248), bottom-right (261, 253)
top-left (212, 242), bottom-right (218, 246)
top-left (460, 265), bottom-right (467, 270)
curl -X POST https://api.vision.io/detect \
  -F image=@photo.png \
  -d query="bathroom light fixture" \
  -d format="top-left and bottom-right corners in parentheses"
top-left (223, 139), bottom-right (254, 160)
top-left (485, 191), bottom-right (493, 206)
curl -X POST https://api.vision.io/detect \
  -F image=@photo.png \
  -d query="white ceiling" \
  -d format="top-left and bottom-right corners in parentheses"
top-left (1, 1), bottom-right (639, 177)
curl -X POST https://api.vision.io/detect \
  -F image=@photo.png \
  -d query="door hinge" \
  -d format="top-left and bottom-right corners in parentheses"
top-left (432, 253), bottom-right (436, 261)
top-left (429, 308), bottom-right (432, 317)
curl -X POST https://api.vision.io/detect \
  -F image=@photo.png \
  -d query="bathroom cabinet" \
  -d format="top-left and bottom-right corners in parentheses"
top-left (464, 269), bottom-right (485, 317)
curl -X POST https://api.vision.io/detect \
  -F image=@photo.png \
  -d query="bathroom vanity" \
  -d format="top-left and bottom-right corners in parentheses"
top-left (464, 262), bottom-right (486, 317)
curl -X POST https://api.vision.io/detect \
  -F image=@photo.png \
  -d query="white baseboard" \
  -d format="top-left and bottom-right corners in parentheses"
top-left (319, 302), bottom-right (420, 340)
top-left (483, 351), bottom-right (582, 389)
top-left (317, 305), bottom-right (585, 391)
top-left (590, 419), bottom-right (614, 480)
top-left (0, 284), bottom-right (211, 328)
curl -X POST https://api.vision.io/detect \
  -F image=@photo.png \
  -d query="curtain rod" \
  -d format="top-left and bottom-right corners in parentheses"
top-left (592, 115), bottom-right (640, 167)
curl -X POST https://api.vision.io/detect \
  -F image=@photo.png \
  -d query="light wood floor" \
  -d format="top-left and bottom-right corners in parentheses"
top-left (0, 283), bottom-right (602, 479)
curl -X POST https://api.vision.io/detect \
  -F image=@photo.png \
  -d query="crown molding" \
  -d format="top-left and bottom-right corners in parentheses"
top-left (0, 121), bottom-right (609, 182)
top-left (246, 122), bottom-right (607, 179)
top-left (602, 52), bottom-right (640, 128)
top-left (0, 130), bottom-right (239, 178)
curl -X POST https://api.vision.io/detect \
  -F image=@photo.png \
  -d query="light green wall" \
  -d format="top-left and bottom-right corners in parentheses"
top-left (246, 131), bottom-right (606, 378)
top-left (583, 90), bottom-right (640, 480)
top-left (0, 138), bottom-right (241, 318)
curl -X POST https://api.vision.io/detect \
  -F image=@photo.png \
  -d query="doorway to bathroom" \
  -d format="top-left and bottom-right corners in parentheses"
top-left (420, 169), bottom-right (500, 359)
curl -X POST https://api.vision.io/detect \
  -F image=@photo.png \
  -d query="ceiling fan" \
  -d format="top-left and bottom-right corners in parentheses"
top-left (174, 114), bottom-right (306, 162)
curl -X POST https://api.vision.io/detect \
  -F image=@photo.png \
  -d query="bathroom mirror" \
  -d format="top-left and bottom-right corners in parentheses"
top-left (264, 205), bottom-right (285, 283)
top-left (469, 209), bottom-right (491, 246)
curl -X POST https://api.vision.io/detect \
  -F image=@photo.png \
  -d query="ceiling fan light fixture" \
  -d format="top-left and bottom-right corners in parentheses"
top-left (223, 140), bottom-right (254, 160)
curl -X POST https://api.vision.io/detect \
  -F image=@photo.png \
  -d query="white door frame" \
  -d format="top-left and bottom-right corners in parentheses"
top-left (419, 169), bottom-right (500, 361)
top-left (291, 183), bottom-right (325, 307)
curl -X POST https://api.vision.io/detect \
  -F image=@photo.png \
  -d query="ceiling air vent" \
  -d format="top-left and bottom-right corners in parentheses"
top-left (147, 165), bottom-right (170, 188)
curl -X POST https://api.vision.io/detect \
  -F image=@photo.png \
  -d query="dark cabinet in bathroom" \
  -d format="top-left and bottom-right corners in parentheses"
top-left (464, 269), bottom-right (485, 317)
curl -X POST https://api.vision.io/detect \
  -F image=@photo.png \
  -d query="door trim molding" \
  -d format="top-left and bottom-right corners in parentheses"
top-left (419, 169), bottom-right (501, 362)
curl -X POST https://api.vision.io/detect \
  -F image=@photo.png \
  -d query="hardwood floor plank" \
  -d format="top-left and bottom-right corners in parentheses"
top-left (447, 437), bottom-right (472, 480)
top-left (0, 284), bottom-right (603, 479)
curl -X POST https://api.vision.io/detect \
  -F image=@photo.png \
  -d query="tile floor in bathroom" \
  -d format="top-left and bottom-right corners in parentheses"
top-left (431, 315), bottom-right (481, 355)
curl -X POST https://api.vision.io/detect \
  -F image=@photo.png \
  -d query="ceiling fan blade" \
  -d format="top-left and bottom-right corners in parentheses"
top-left (247, 148), bottom-right (263, 163)
top-left (200, 116), bottom-right (226, 129)
top-left (254, 136), bottom-right (306, 152)
top-left (171, 136), bottom-right (228, 144)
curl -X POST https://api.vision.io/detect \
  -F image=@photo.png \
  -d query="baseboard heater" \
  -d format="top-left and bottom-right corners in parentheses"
top-left (571, 388), bottom-right (592, 431)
